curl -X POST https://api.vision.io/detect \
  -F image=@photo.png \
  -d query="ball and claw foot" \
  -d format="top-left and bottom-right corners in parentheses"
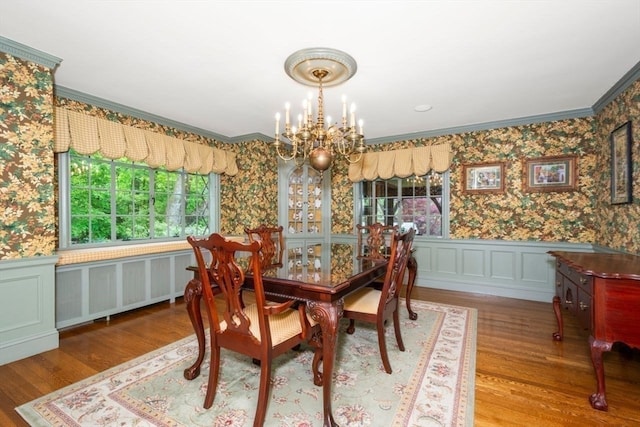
top-left (589, 392), bottom-right (608, 411)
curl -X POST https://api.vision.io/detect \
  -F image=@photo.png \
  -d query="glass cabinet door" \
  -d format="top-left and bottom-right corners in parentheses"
top-left (282, 164), bottom-right (328, 237)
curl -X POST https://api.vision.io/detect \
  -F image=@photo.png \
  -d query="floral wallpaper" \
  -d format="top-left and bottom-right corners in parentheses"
top-left (593, 79), bottom-right (640, 254)
top-left (220, 140), bottom-right (278, 234)
top-left (1, 48), bottom-right (638, 260)
top-left (0, 52), bottom-right (57, 259)
top-left (450, 119), bottom-right (597, 243)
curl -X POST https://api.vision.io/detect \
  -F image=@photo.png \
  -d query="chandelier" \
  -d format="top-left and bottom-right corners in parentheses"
top-left (273, 48), bottom-right (366, 172)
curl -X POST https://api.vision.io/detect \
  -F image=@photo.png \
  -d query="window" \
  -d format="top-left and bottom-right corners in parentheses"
top-left (62, 149), bottom-right (214, 246)
top-left (359, 172), bottom-right (449, 237)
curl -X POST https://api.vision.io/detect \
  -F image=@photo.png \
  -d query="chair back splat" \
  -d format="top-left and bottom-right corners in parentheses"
top-left (356, 223), bottom-right (397, 260)
top-left (187, 233), bottom-right (314, 426)
top-left (244, 224), bottom-right (285, 270)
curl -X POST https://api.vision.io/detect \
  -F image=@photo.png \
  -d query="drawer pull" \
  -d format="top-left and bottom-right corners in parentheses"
top-left (556, 281), bottom-right (561, 287)
top-left (579, 301), bottom-right (589, 311)
top-left (580, 277), bottom-right (587, 285)
top-left (565, 299), bottom-right (573, 305)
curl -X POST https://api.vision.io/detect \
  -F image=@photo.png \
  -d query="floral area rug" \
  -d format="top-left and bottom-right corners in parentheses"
top-left (17, 300), bottom-right (476, 426)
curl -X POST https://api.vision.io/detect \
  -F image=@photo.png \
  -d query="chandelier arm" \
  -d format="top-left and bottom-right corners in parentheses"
top-left (345, 151), bottom-right (364, 164)
top-left (275, 140), bottom-right (297, 161)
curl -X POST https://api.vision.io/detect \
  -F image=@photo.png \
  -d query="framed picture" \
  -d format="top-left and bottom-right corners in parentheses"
top-left (610, 121), bottom-right (632, 205)
top-left (462, 162), bottom-right (505, 193)
top-left (523, 155), bottom-right (577, 192)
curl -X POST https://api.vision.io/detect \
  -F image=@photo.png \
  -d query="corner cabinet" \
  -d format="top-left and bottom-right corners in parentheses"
top-left (279, 161), bottom-right (331, 239)
top-left (278, 161), bottom-right (331, 281)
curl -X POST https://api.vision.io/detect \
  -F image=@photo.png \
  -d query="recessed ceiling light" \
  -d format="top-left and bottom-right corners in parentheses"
top-left (414, 104), bottom-right (432, 112)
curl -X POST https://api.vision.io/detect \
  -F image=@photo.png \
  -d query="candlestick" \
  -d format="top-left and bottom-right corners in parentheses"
top-left (342, 95), bottom-right (347, 124)
top-left (285, 102), bottom-right (290, 125)
top-left (350, 103), bottom-right (356, 127)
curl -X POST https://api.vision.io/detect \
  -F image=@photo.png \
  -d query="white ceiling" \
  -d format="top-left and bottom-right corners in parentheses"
top-left (2, 1), bottom-right (640, 143)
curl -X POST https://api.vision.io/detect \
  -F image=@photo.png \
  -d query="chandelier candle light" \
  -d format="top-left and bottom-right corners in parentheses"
top-left (273, 48), bottom-right (366, 172)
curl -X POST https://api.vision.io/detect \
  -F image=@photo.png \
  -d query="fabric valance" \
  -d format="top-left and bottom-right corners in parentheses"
top-left (348, 144), bottom-right (453, 182)
top-left (53, 107), bottom-right (238, 176)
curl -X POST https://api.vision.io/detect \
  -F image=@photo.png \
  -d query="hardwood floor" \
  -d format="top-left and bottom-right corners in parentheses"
top-left (1, 288), bottom-right (639, 426)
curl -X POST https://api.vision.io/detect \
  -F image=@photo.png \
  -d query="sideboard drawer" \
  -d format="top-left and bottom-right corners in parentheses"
top-left (558, 260), bottom-right (593, 295)
top-left (575, 286), bottom-right (592, 331)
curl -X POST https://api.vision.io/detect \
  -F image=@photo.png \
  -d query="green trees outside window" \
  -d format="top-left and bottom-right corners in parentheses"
top-left (69, 150), bottom-right (210, 245)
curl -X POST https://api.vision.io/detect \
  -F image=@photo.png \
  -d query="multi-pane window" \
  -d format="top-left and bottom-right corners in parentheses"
top-left (359, 172), bottom-right (448, 237)
top-left (67, 149), bottom-right (211, 245)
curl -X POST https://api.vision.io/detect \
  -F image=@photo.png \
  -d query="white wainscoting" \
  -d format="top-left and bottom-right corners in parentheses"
top-left (55, 249), bottom-right (194, 329)
top-left (0, 256), bottom-right (59, 365)
top-left (410, 239), bottom-right (593, 302)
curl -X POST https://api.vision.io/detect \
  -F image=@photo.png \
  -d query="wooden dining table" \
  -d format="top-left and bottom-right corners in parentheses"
top-left (182, 240), bottom-right (389, 427)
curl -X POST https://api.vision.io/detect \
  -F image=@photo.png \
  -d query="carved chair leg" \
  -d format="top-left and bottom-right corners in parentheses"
top-left (183, 279), bottom-right (205, 380)
top-left (308, 329), bottom-right (324, 386)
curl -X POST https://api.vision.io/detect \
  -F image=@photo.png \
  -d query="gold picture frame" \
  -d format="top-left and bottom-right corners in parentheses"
top-left (523, 155), bottom-right (577, 193)
top-left (462, 162), bottom-right (505, 194)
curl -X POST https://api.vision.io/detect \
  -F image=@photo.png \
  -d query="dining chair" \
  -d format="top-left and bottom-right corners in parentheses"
top-left (342, 228), bottom-right (416, 374)
top-left (356, 223), bottom-right (397, 260)
top-left (187, 233), bottom-right (316, 426)
top-left (244, 224), bottom-right (285, 270)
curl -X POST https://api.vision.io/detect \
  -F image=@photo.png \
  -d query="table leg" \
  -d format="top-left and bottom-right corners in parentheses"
top-left (183, 279), bottom-right (206, 380)
top-left (308, 299), bottom-right (343, 427)
top-left (588, 335), bottom-right (613, 411)
top-left (405, 255), bottom-right (418, 320)
top-left (552, 295), bottom-right (563, 341)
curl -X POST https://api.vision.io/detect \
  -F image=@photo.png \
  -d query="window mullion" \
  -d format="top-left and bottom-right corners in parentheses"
top-left (110, 161), bottom-right (117, 241)
top-left (149, 169), bottom-right (155, 239)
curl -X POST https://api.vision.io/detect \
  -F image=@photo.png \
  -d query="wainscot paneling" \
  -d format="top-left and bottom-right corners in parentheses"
top-left (55, 250), bottom-right (194, 329)
top-left (0, 256), bottom-right (59, 365)
top-left (411, 239), bottom-right (593, 302)
top-left (333, 235), bottom-right (594, 303)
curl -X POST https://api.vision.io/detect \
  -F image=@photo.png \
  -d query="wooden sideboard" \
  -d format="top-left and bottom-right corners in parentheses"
top-left (549, 251), bottom-right (640, 411)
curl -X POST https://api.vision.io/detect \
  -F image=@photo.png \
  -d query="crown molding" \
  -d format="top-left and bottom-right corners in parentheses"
top-left (227, 133), bottom-right (272, 143)
top-left (364, 108), bottom-right (595, 145)
top-left (0, 36), bottom-right (62, 69)
top-left (55, 86), bottom-right (233, 143)
top-left (592, 60), bottom-right (640, 114)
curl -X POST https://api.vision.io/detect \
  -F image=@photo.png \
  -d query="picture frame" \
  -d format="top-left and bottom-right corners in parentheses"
top-left (610, 121), bottom-right (632, 205)
top-left (462, 162), bottom-right (505, 194)
top-left (523, 155), bottom-right (577, 193)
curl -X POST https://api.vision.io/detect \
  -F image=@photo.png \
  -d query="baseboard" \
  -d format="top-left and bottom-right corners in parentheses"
top-left (0, 329), bottom-right (59, 365)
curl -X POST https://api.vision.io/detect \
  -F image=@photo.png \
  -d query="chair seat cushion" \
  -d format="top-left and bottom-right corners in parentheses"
top-left (343, 287), bottom-right (381, 315)
top-left (219, 303), bottom-right (304, 346)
